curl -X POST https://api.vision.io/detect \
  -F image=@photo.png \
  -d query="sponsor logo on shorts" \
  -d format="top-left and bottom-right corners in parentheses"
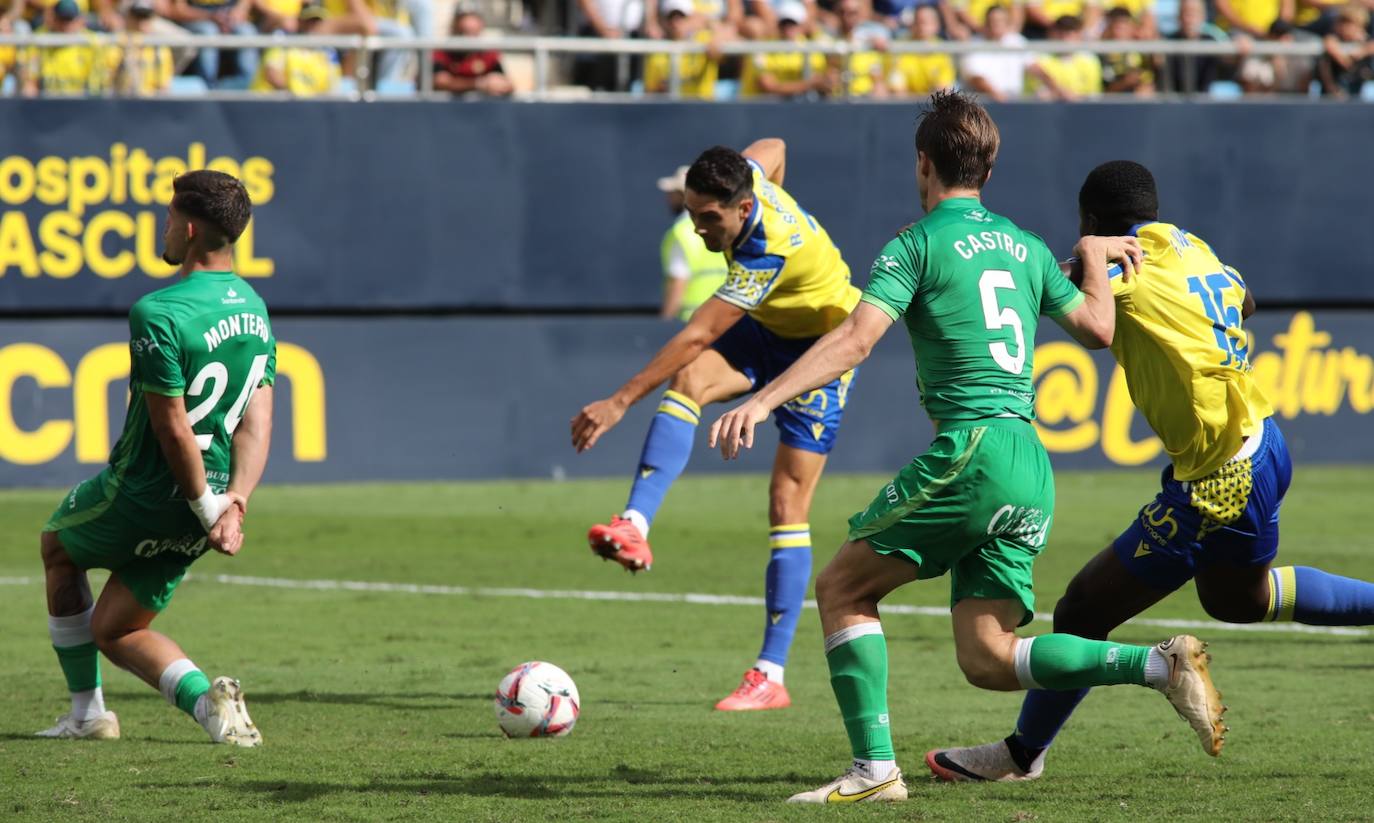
top-left (134, 535), bottom-right (209, 560)
top-left (986, 504), bottom-right (1051, 548)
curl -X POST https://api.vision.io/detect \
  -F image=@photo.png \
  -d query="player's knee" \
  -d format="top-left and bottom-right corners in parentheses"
top-left (768, 482), bottom-right (805, 525)
top-left (955, 643), bottom-right (1016, 691)
top-left (667, 364), bottom-right (711, 406)
top-left (814, 561), bottom-right (858, 612)
top-left (1051, 594), bottom-right (1109, 639)
top-left (1199, 595), bottom-right (1265, 624)
top-left (39, 531), bottom-right (73, 571)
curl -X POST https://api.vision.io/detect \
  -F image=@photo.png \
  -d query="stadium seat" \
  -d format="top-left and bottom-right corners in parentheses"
top-left (168, 76), bottom-right (210, 96)
top-left (337, 77), bottom-right (359, 95)
top-left (1207, 80), bottom-right (1243, 99)
top-left (1, 75), bottom-right (13, 96)
top-left (714, 79), bottom-right (739, 101)
top-left (1362, 81), bottom-right (1374, 102)
top-left (217, 75), bottom-right (251, 92)
top-left (375, 78), bottom-right (417, 96)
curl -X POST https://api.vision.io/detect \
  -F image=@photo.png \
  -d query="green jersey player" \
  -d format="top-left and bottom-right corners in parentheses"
top-left (709, 91), bottom-right (1227, 804)
top-left (37, 170), bottom-right (274, 746)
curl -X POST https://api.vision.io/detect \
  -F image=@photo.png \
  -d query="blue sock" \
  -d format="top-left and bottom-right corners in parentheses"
top-left (624, 391), bottom-right (700, 526)
top-left (757, 524), bottom-right (813, 667)
top-left (1267, 566), bottom-right (1374, 626)
top-left (1011, 687), bottom-right (1090, 752)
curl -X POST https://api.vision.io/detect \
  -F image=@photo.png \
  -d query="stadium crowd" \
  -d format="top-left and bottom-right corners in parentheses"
top-left (0, 0), bottom-right (1371, 96)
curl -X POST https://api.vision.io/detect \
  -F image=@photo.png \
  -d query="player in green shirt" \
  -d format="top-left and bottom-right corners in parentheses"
top-left (709, 91), bottom-right (1227, 804)
top-left (36, 170), bottom-right (274, 747)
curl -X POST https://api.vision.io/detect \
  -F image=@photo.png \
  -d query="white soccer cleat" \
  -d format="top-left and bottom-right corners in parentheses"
top-left (787, 767), bottom-right (908, 804)
top-left (925, 739), bottom-right (1044, 782)
top-left (1157, 635), bottom-right (1227, 757)
top-left (35, 711), bottom-right (121, 740)
top-left (202, 676), bottom-right (263, 747)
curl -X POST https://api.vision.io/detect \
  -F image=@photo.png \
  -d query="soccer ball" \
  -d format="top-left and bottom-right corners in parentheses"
top-left (494, 661), bottom-right (581, 738)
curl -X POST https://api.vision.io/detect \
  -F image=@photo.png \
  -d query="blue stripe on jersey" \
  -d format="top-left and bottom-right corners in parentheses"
top-left (1107, 263), bottom-right (1125, 279)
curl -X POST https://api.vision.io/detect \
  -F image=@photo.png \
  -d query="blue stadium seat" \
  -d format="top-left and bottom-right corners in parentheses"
top-left (375, 78), bottom-right (417, 96)
top-left (1208, 80), bottom-right (1243, 99)
top-left (1155, 0), bottom-right (1181, 37)
top-left (168, 75), bottom-right (209, 96)
top-left (337, 77), bottom-right (358, 95)
top-left (714, 79), bottom-right (739, 101)
top-left (1, 74), bottom-right (13, 96)
top-left (217, 75), bottom-right (251, 91)
top-left (1362, 80), bottom-right (1374, 102)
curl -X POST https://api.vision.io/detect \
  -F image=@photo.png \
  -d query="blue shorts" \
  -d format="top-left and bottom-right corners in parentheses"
top-left (711, 315), bottom-right (855, 455)
top-left (1112, 417), bottom-right (1292, 592)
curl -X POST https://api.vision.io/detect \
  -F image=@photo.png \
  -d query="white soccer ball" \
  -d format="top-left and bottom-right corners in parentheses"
top-left (494, 661), bottom-right (581, 738)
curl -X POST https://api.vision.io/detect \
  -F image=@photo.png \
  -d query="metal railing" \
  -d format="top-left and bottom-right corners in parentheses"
top-left (0, 31), bottom-right (1363, 100)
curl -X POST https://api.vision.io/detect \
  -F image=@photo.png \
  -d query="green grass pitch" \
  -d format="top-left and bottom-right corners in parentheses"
top-left (2, 467), bottom-right (1373, 821)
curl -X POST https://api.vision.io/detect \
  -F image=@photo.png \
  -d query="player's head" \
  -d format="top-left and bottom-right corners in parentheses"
top-left (1078, 160), bottom-right (1158, 236)
top-left (684, 146), bottom-right (755, 253)
top-left (913, 89), bottom-right (999, 210)
top-left (163, 170), bottom-right (253, 266)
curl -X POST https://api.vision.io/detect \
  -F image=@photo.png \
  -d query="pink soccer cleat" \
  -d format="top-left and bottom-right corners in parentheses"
top-left (587, 516), bottom-right (654, 572)
top-left (714, 668), bottom-right (791, 711)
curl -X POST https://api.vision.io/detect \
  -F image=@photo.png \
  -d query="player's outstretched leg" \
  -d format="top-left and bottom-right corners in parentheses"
top-left (92, 573), bottom-right (262, 746)
top-left (36, 533), bottom-right (119, 740)
top-left (1256, 566), bottom-right (1374, 625)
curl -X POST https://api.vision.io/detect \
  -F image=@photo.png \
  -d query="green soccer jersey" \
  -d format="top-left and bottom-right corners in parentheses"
top-left (114, 270), bottom-right (276, 512)
top-left (861, 197), bottom-right (1083, 424)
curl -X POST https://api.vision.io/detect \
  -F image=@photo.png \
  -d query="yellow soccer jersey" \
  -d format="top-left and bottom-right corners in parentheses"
top-left (1107, 221), bottom-right (1273, 480)
top-left (644, 31), bottom-right (718, 99)
top-left (714, 159), bottom-right (859, 339)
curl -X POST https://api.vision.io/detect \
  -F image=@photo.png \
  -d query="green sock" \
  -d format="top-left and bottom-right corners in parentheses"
top-left (825, 625), bottom-right (894, 761)
top-left (1026, 634), bottom-right (1150, 690)
top-left (175, 670), bottom-right (211, 718)
top-left (53, 642), bottom-right (101, 693)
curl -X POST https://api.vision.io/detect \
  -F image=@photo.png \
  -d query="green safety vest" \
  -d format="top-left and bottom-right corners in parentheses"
top-left (661, 212), bottom-right (728, 322)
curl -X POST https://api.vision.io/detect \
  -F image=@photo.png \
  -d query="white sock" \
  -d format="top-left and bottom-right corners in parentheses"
top-left (158, 658), bottom-right (201, 707)
top-left (1144, 647), bottom-right (1170, 690)
top-left (621, 509), bottom-right (650, 538)
top-left (193, 694), bottom-right (210, 726)
top-left (852, 758), bottom-right (897, 781)
top-left (753, 659), bottom-right (784, 684)
top-left (823, 621), bottom-right (884, 654)
top-left (70, 688), bottom-right (106, 722)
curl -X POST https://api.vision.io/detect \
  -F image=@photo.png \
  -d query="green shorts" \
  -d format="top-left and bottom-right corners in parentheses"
top-left (43, 469), bottom-right (208, 613)
top-left (847, 418), bottom-right (1055, 626)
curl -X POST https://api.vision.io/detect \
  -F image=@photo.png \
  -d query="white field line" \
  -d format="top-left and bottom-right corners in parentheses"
top-left (1, 573), bottom-right (1368, 638)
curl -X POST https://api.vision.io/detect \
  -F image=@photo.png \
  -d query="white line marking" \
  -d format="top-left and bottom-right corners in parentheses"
top-left (0, 573), bottom-right (1367, 637)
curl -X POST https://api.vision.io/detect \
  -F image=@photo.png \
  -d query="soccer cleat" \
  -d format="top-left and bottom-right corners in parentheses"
top-left (202, 676), bottom-right (263, 747)
top-left (714, 668), bottom-right (791, 711)
top-left (1157, 635), bottom-right (1226, 756)
top-left (35, 711), bottom-right (120, 740)
top-left (787, 767), bottom-right (908, 804)
top-left (925, 739), bottom-right (1044, 782)
top-left (587, 516), bottom-right (654, 572)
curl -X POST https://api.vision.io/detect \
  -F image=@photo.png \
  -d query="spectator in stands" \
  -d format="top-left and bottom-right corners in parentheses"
top-left (1215, 0), bottom-right (1293, 38)
top-left (1026, 14), bottom-right (1101, 98)
top-left (948, 0), bottom-right (1021, 39)
top-left (644, 0), bottom-right (743, 38)
top-left (643, 0), bottom-right (721, 97)
top-left (250, 2), bottom-right (340, 93)
top-left (116, 0), bottom-right (175, 94)
top-left (22, 0), bottom-right (117, 95)
top-left (656, 165), bottom-right (728, 322)
top-left (1100, 5), bottom-right (1155, 93)
top-left (1104, 0), bottom-right (1156, 36)
top-left (1160, 0), bottom-right (1227, 92)
top-left (1318, 3), bottom-right (1374, 95)
top-left (1023, 0), bottom-right (1099, 38)
top-left (740, 0), bottom-right (831, 97)
top-left (573, 0), bottom-right (643, 89)
top-left (320, 0), bottom-right (415, 84)
top-left (167, 0), bottom-right (258, 88)
top-left (959, 4), bottom-right (1029, 99)
top-left (1238, 18), bottom-right (1312, 91)
top-left (0, 15), bottom-right (18, 92)
top-left (831, 0), bottom-right (890, 96)
top-left (887, 4), bottom-right (955, 94)
top-left (433, 7), bottom-right (514, 96)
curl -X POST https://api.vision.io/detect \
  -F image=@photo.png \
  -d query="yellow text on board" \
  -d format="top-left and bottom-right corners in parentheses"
top-left (0, 143), bottom-right (274, 280)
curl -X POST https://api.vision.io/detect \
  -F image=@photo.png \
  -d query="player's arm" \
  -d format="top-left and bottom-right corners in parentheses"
top-left (1242, 287), bottom-right (1256, 319)
top-left (571, 296), bottom-right (745, 452)
top-left (710, 302), bottom-right (893, 458)
top-left (228, 385), bottom-right (273, 508)
top-left (145, 393), bottom-right (240, 553)
top-left (742, 138), bottom-right (786, 186)
top-left (1052, 235), bottom-right (1141, 349)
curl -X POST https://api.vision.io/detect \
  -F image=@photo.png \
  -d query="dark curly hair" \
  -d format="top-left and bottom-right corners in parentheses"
top-left (1078, 160), bottom-right (1158, 235)
top-left (685, 146), bottom-right (754, 205)
top-left (171, 170), bottom-right (252, 247)
top-left (915, 89), bottom-right (1000, 191)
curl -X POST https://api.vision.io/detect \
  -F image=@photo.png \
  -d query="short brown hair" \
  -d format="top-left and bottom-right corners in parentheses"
top-left (914, 89), bottom-right (1000, 191)
top-left (171, 170), bottom-right (252, 246)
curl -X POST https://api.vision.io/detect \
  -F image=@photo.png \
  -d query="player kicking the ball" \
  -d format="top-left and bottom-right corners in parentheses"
top-left (36, 170), bottom-right (274, 746)
top-left (711, 92), bottom-right (1225, 804)
top-left (572, 139), bottom-right (860, 711)
top-left (926, 161), bottom-right (1374, 783)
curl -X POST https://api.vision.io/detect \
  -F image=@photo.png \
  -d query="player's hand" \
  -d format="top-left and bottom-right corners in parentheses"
top-left (225, 490), bottom-right (249, 516)
top-left (208, 504), bottom-right (244, 556)
top-left (1075, 235), bottom-right (1143, 281)
top-left (571, 397), bottom-right (628, 453)
top-left (708, 399), bottom-right (770, 460)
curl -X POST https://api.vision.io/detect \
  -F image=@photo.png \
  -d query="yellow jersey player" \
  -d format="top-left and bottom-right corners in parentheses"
top-left (929, 161), bottom-right (1374, 783)
top-left (571, 139), bottom-right (860, 712)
